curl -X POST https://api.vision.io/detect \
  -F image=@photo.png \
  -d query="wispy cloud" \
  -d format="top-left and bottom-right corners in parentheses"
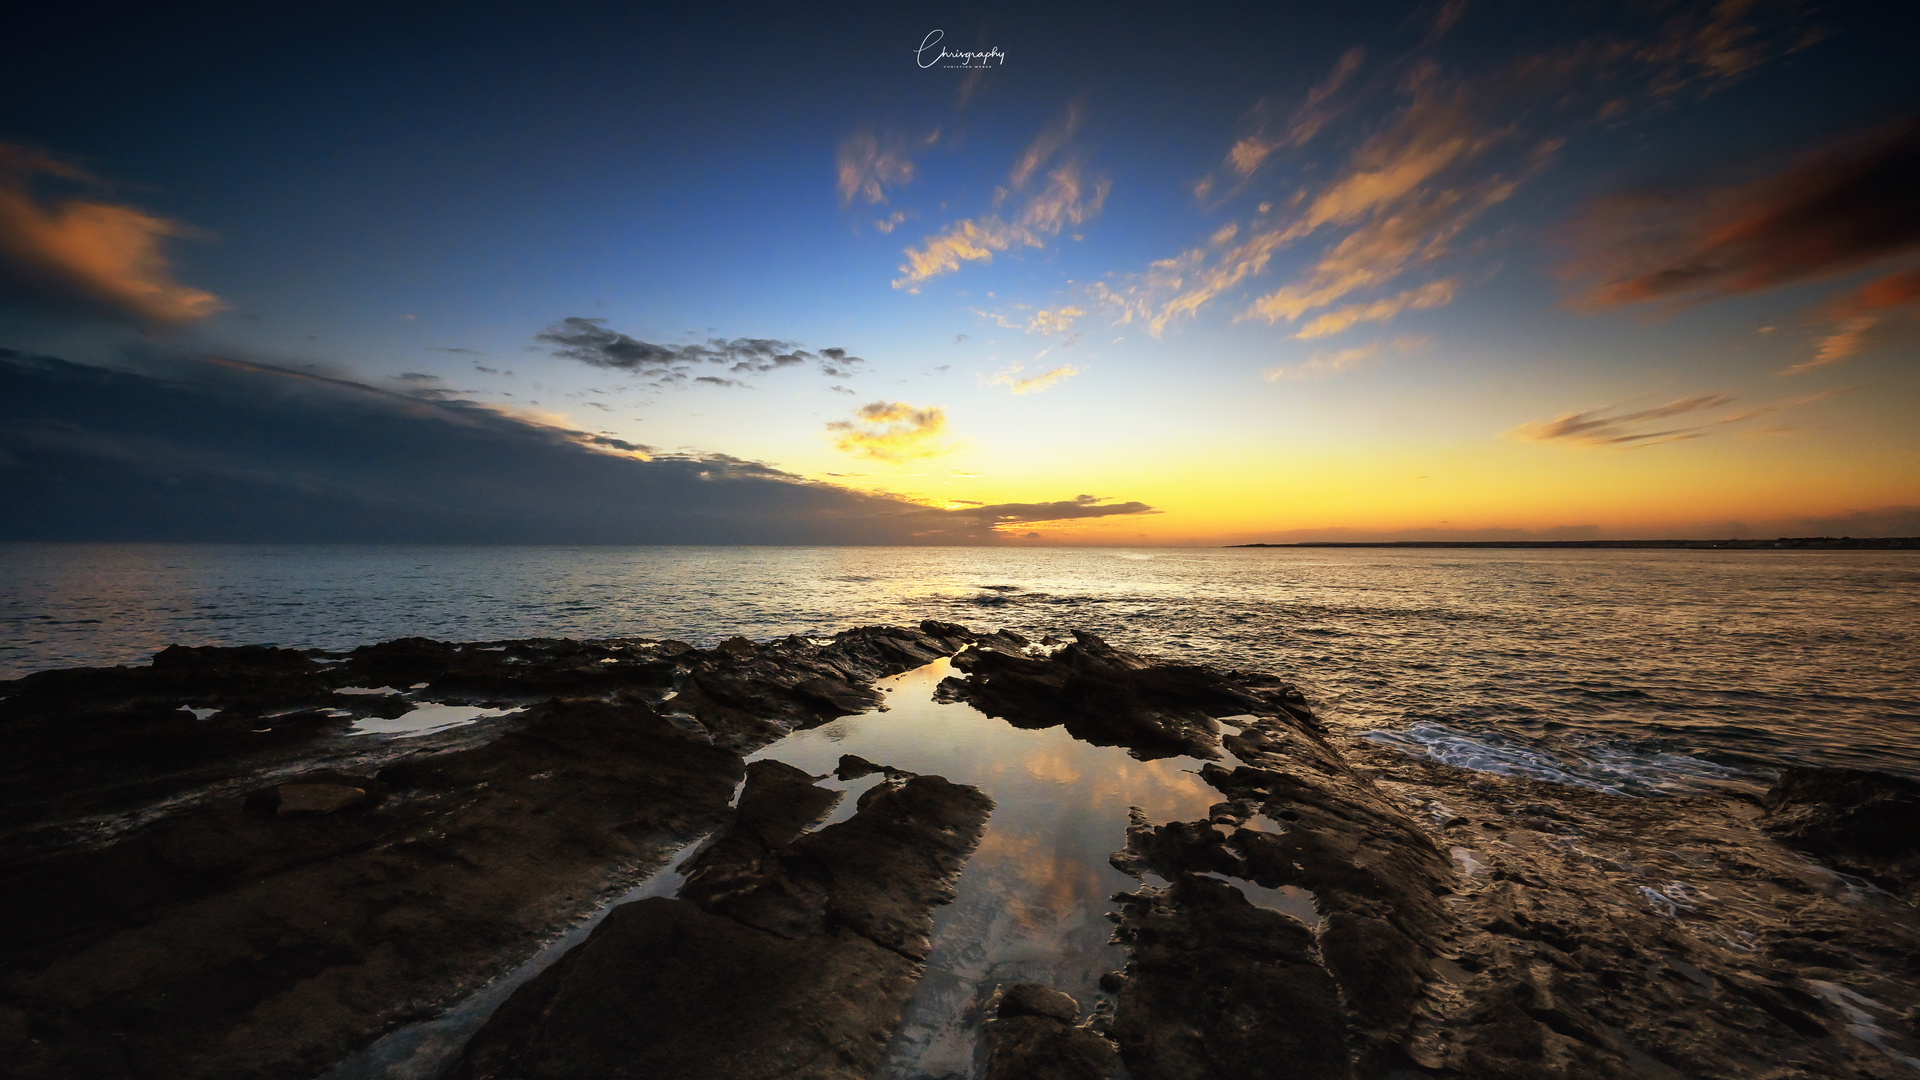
top-left (1008, 102), bottom-right (1083, 190)
top-left (1295, 278), bottom-right (1457, 338)
top-left (1264, 333), bottom-right (1427, 380)
top-left (1104, 66), bottom-right (1531, 337)
top-left (1515, 394), bottom-right (1734, 446)
top-left (1263, 334), bottom-right (1429, 381)
top-left (1194, 48), bottom-right (1367, 204)
top-left (1100, 4), bottom-right (1812, 342)
top-left (1566, 115), bottom-right (1920, 309)
top-left (892, 108), bottom-right (1108, 293)
top-left (836, 131), bottom-right (921, 205)
top-left (827, 400), bottom-right (951, 461)
top-left (1026, 306), bottom-right (1085, 335)
top-left (1515, 388), bottom-right (1852, 448)
top-left (1265, 346), bottom-right (1377, 381)
top-left (893, 165), bottom-right (1108, 292)
top-left (988, 364), bottom-right (1080, 394)
top-left (537, 318), bottom-right (865, 387)
top-left (1779, 265), bottom-right (1920, 375)
top-left (0, 142), bottom-right (222, 325)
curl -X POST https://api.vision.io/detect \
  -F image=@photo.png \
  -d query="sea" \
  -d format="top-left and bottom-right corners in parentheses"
top-left (3, 543), bottom-right (1918, 795)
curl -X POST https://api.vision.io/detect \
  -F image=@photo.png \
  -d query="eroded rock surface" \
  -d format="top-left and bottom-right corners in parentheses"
top-left (938, 632), bottom-right (1920, 1080)
top-left (449, 763), bottom-right (993, 1080)
top-left (5, 622), bottom-right (1918, 1080)
top-left (0, 623), bottom-right (975, 1080)
top-left (985, 984), bottom-right (1119, 1080)
top-left (944, 628), bottom-right (1306, 759)
top-left (1761, 766), bottom-right (1920, 901)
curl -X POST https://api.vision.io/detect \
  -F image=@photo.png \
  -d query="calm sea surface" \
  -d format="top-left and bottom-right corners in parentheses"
top-left (3, 543), bottom-right (1917, 792)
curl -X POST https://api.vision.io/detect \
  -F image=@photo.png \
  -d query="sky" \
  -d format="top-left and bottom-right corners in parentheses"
top-left (1, 0), bottom-right (1916, 545)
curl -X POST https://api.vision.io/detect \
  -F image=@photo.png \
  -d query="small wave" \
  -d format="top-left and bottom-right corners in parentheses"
top-left (1363, 720), bottom-right (1751, 797)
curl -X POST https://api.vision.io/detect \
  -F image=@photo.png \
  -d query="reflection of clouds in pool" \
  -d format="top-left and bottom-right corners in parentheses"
top-left (758, 656), bottom-right (1243, 1079)
top-left (968, 829), bottom-right (1110, 934)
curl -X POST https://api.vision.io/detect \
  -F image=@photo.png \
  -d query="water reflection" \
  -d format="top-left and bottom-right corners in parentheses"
top-left (746, 657), bottom-right (1229, 1080)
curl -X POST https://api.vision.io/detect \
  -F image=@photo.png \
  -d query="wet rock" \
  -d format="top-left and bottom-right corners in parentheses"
top-left (999, 982), bottom-right (1081, 1023)
top-left (271, 782), bottom-right (368, 816)
top-left (0, 687), bottom-right (745, 1079)
top-left (678, 759), bottom-right (842, 937)
top-left (835, 753), bottom-right (913, 781)
top-left (1762, 767), bottom-right (1920, 897)
top-left (1109, 875), bottom-right (1349, 1080)
top-left (666, 624), bottom-right (975, 751)
top-left (947, 630), bottom-right (1291, 759)
top-left (449, 769), bottom-right (992, 1080)
top-left (985, 984), bottom-right (1120, 1080)
top-left (458, 899), bottom-right (918, 1080)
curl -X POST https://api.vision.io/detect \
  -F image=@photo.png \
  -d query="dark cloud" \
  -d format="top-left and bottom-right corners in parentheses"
top-left (945, 493), bottom-right (1157, 525)
top-left (0, 349), bottom-right (1144, 543)
top-left (536, 317), bottom-right (866, 386)
top-left (429, 347), bottom-right (481, 354)
top-left (1568, 115), bottom-right (1920, 307)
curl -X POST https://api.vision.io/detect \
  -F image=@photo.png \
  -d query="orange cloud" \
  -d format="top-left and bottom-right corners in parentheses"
top-left (1778, 265), bottom-right (1920, 375)
top-left (826, 400), bottom-right (950, 461)
top-left (892, 165), bottom-right (1107, 292)
top-left (1224, 48), bottom-right (1366, 179)
top-left (0, 143), bottom-right (221, 324)
top-left (1112, 72), bottom-right (1537, 337)
top-left (1295, 278), bottom-right (1457, 339)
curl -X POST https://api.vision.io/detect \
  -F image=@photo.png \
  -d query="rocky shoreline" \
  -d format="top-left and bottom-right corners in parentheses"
top-left (2, 623), bottom-right (1917, 1079)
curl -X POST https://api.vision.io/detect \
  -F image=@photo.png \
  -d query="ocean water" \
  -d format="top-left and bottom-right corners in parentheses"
top-left (3, 543), bottom-right (1917, 792)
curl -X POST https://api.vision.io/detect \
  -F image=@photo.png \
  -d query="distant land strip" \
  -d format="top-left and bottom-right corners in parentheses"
top-left (1228, 537), bottom-right (1919, 550)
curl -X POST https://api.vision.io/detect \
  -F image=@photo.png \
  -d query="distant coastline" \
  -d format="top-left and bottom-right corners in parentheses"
top-left (1228, 537), bottom-right (1918, 550)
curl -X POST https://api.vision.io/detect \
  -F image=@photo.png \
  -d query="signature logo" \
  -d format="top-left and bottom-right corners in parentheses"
top-left (916, 30), bottom-right (1005, 69)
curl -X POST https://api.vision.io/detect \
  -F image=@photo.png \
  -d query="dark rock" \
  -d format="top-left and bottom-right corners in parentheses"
top-left (998, 982), bottom-right (1081, 1023)
top-left (1110, 875), bottom-right (1350, 1080)
top-left (835, 753), bottom-right (913, 781)
top-left (946, 630), bottom-right (1296, 760)
top-left (1762, 767), bottom-right (1920, 896)
top-left (271, 782), bottom-right (369, 816)
top-left (453, 898), bottom-right (919, 1080)
top-left (985, 984), bottom-right (1120, 1080)
top-left (450, 768), bottom-right (992, 1080)
top-left (0, 690), bottom-right (745, 1080)
top-left (734, 759), bottom-right (840, 847)
top-left (714, 635), bottom-right (758, 656)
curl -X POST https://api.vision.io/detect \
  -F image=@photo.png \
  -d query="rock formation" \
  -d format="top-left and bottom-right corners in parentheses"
top-left (2, 623), bottom-right (1917, 1080)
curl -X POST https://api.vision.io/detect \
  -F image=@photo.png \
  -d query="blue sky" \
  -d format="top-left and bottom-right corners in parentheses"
top-left (3, 1), bottom-right (1916, 543)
